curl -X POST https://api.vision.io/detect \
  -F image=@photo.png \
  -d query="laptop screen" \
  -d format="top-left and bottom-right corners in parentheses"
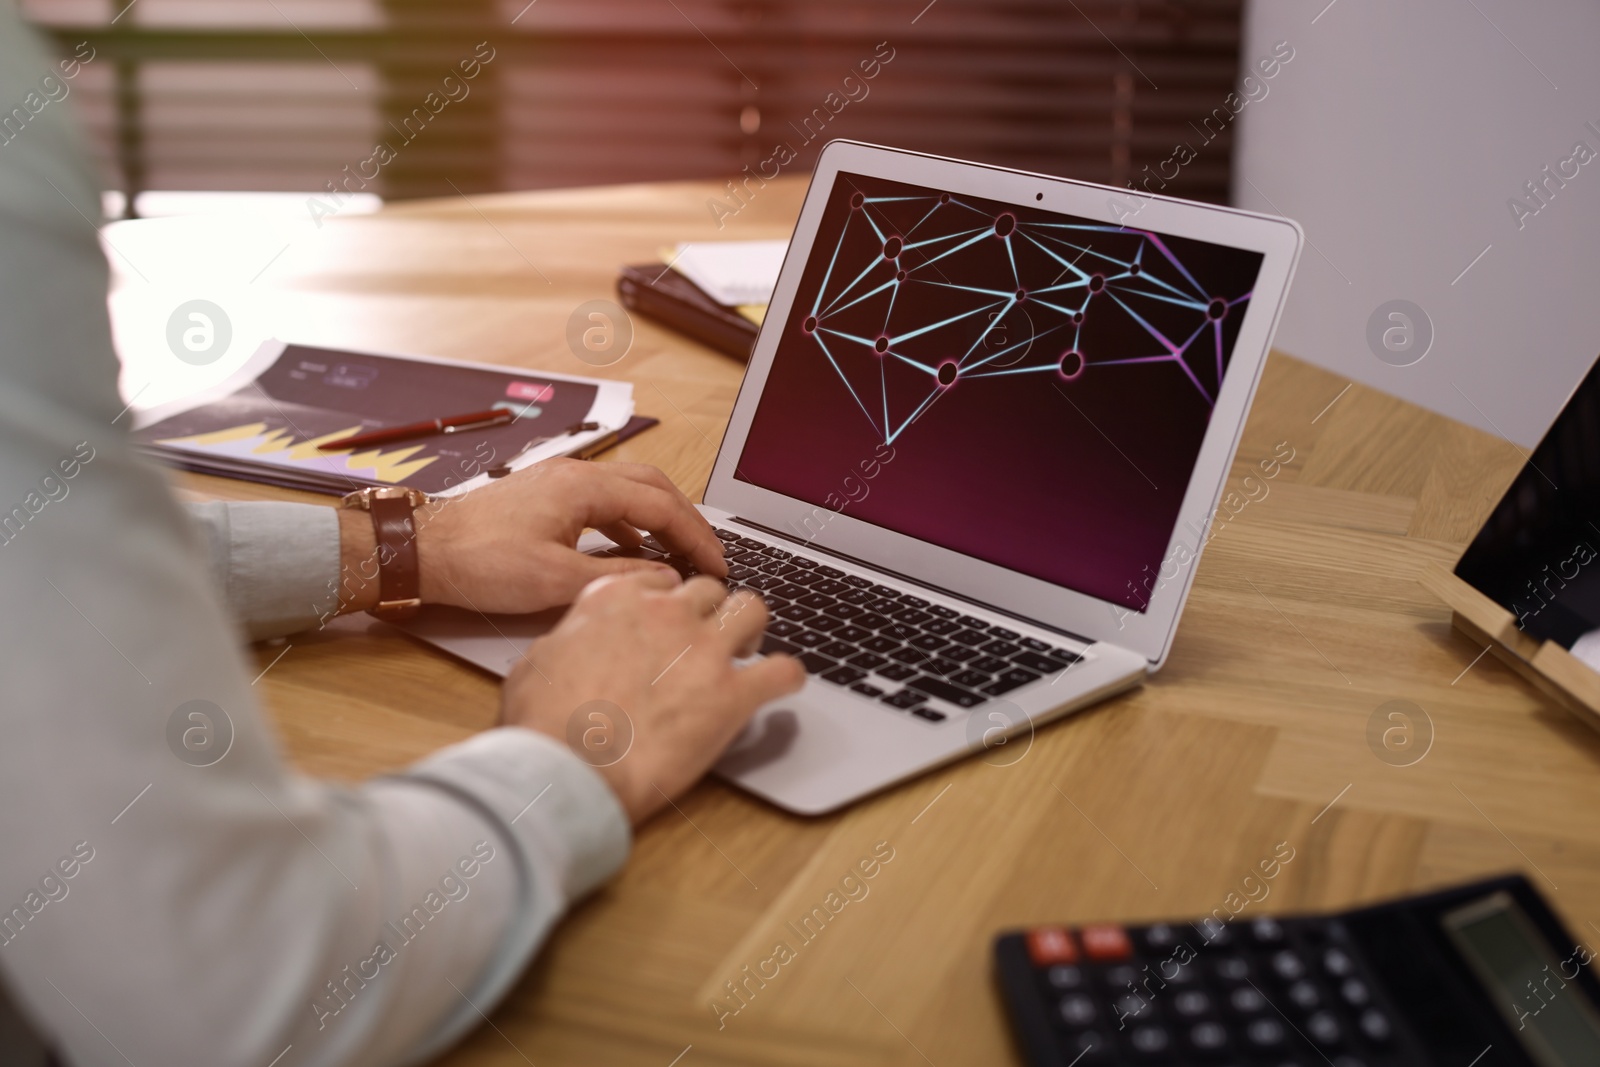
top-left (735, 172), bottom-right (1266, 610)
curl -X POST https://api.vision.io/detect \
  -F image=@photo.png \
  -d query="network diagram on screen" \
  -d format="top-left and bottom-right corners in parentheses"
top-left (736, 172), bottom-right (1264, 607)
top-left (797, 185), bottom-right (1251, 445)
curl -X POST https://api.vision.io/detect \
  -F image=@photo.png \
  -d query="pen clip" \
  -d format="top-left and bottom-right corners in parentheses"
top-left (485, 421), bottom-right (603, 479)
top-left (441, 413), bottom-right (511, 434)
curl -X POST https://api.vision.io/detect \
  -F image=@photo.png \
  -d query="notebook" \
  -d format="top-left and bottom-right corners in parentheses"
top-left (129, 339), bottom-right (644, 497)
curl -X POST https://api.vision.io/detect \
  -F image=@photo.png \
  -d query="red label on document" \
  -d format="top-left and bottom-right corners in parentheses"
top-left (507, 381), bottom-right (555, 402)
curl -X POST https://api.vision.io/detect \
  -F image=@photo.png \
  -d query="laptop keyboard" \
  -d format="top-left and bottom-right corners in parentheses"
top-left (598, 526), bottom-right (1084, 723)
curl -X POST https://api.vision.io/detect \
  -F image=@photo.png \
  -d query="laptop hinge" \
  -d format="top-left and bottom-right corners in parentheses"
top-left (730, 516), bottom-right (1100, 648)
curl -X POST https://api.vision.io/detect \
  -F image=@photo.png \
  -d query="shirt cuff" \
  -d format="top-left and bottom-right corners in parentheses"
top-left (186, 500), bottom-right (340, 640)
top-left (401, 726), bottom-right (631, 905)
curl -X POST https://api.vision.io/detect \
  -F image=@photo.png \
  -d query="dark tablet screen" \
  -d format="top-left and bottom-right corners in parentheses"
top-left (1454, 354), bottom-right (1600, 652)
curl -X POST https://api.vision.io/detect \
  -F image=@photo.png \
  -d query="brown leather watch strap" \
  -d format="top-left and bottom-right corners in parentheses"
top-left (368, 492), bottom-right (421, 619)
top-left (341, 486), bottom-right (426, 621)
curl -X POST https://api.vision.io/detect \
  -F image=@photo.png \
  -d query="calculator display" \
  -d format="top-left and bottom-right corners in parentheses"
top-left (1444, 892), bottom-right (1600, 1067)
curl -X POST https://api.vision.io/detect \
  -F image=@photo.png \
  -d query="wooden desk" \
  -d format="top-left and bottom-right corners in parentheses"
top-left (108, 179), bottom-right (1600, 1067)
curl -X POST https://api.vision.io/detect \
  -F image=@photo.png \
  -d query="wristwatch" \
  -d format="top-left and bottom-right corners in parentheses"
top-left (340, 486), bottom-right (429, 621)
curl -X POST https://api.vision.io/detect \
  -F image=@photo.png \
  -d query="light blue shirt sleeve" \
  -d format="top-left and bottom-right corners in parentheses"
top-left (0, 10), bottom-right (629, 1066)
top-left (184, 501), bottom-right (342, 640)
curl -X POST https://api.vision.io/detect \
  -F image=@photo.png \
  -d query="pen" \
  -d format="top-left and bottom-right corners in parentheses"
top-left (317, 408), bottom-right (514, 451)
top-left (485, 421), bottom-right (605, 478)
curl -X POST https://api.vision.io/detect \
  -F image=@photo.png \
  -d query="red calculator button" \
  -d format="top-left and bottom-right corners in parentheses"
top-left (1080, 924), bottom-right (1132, 960)
top-left (1025, 926), bottom-right (1078, 966)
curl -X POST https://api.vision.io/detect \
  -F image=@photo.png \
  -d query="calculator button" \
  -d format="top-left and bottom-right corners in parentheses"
top-left (1358, 1009), bottom-right (1392, 1043)
top-left (1287, 980), bottom-right (1321, 1010)
top-left (1306, 1010), bottom-right (1342, 1046)
top-left (1270, 950), bottom-right (1307, 980)
top-left (1212, 956), bottom-right (1250, 981)
top-left (1172, 990), bottom-right (1211, 1018)
top-left (1080, 924), bottom-right (1132, 961)
top-left (1104, 965), bottom-right (1139, 990)
top-left (1112, 994), bottom-right (1152, 1024)
top-left (1188, 1020), bottom-right (1229, 1052)
top-left (1251, 916), bottom-right (1285, 943)
top-left (1068, 1030), bottom-right (1112, 1062)
top-left (1141, 922), bottom-right (1179, 951)
top-left (1228, 985), bottom-right (1267, 1013)
top-left (1339, 978), bottom-right (1370, 1006)
top-left (1162, 958), bottom-right (1200, 985)
top-left (1058, 994), bottom-right (1097, 1027)
top-left (1045, 964), bottom-right (1085, 990)
top-left (1246, 1017), bottom-right (1287, 1048)
top-left (1025, 927), bottom-right (1078, 966)
top-left (1128, 1025), bottom-right (1171, 1056)
top-left (1323, 947), bottom-right (1355, 977)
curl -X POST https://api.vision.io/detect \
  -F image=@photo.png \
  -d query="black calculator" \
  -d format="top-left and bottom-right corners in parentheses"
top-left (994, 874), bottom-right (1600, 1066)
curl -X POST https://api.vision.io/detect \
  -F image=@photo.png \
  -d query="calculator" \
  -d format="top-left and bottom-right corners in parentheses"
top-left (994, 874), bottom-right (1600, 1066)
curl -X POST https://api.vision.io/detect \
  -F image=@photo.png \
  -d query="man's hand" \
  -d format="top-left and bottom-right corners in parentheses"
top-left (501, 569), bottom-right (805, 823)
top-left (413, 458), bottom-right (727, 615)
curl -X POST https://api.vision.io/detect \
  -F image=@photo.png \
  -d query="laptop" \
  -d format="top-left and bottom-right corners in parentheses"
top-left (402, 140), bottom-right (1303, 814)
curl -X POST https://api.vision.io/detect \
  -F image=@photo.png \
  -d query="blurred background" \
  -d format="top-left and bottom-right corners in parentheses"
top-left (20, 0), bottom-right (1600, 447)
top-left (22, 0), bottom-right (1243, 208)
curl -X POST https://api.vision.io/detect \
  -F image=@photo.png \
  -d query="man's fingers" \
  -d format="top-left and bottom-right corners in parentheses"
top-left (732, 653), bottom-right (807, 709)
top-left (712, 590), bottom-right (769, 655)
top-left (596, 521), bottom-right (643, 548)
top-left (673, 575), bottom-right (728, 619)
top-left (589, 466), bottom-right (726, 576)
top-left (579, 559), bottom-right (681, 600)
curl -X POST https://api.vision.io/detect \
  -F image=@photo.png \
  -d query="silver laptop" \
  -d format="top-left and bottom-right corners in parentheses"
top-left (404, 140), bottom-right (1303, 814)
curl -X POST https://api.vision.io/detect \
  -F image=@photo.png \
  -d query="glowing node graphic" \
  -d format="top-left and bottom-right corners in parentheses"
top-left (802, 188), bottom-right (1254, 445)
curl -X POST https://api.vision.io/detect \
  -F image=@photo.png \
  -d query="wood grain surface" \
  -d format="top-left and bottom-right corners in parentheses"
top-left (105, 177), bottom-right (1600, 1067)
